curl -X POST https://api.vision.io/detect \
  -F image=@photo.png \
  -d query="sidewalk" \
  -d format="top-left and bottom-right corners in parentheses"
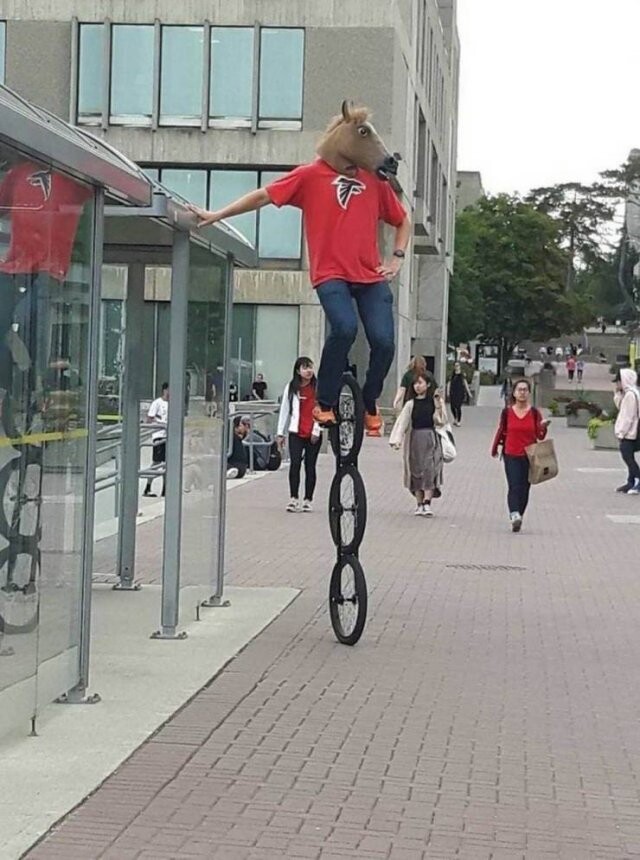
top-left (25, 404), bottom-right (640, 859)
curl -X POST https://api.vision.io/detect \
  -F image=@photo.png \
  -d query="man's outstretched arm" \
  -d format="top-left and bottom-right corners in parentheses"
top-left (188, 187), bottom-right (271, 227)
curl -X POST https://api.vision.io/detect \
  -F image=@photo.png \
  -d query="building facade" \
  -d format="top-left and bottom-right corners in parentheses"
top-left (0, 0), bottom-right (459, 399)
top-left (456, 170), bottom-right (485, 213)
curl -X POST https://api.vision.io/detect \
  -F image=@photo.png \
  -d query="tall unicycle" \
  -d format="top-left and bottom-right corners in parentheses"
top-left (327, 373), bottom-right (368, 645)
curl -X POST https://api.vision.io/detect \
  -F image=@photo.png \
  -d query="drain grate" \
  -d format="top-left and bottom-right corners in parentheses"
top-left (446, 563), bottom-right (527, 572)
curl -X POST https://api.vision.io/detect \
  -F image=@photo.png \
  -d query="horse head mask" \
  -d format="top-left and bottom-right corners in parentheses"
top-left (316, 100), bottom-right (401, 180)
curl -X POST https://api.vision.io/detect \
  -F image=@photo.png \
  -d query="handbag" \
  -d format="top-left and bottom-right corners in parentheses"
top-left (525, 438), bottom-right (558, 484)
top-left (436, 424), bottom-right (457, 463)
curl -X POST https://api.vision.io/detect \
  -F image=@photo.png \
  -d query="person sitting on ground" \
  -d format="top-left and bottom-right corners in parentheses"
top-left (227, 415), bottom-right (250, 479)
top-left (188, 100), bottom-right (411, 437)
top-left (614, 369), bottom-right (640, 495)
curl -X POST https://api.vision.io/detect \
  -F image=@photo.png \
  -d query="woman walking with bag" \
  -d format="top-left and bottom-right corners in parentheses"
top-left (491, 378), bottom-right (550, 532)
top-left (389, 373), bottom-right (448, 517)
top-left (276, 357), bottom-right (322, 512)
top-left (447, 362), bottom-right (472, 426)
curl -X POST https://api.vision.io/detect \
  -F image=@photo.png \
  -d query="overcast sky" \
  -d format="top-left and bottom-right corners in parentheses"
top-left (456, 0), bottom-right (640, 196)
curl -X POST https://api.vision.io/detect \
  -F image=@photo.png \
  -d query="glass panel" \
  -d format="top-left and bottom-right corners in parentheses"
top-left (0, 146), bottom-right (95, 734)
top-left (210, 170), bottom-right (257, 247)
top-left (160, 26), bottom-right (203, 124)
top-left (179, 245), bottom-right (228, 621)
top-left (110, 25), bottom-right (154, 122)
top-left (259, 171), bottom-right (302, 259)
top-left (143, 167), bottom-right (159, 182)
top-left (160, 169), bottom-right (207, 208)
top-left (255, 306), bottom-right (299, 407)
top-left (210, 27), bottom-right (253, 120)
top-left (229, 304), bottom-right (255, 401)
top-left (259, 29), bottom-right (304, 120)
top-left (78, 23), bottom-right (103, 119)
top-left (0, 22), bottom-right (6, 86)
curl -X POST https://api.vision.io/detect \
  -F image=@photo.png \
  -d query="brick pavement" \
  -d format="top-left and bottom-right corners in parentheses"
top-left (25, 404), bottom-right (640, 859)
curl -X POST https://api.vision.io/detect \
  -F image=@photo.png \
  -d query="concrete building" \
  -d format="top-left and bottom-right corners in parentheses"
top-left (0, 0), bottom-right (459, 397)
top-left (456, 170), bottom-right (485, 212)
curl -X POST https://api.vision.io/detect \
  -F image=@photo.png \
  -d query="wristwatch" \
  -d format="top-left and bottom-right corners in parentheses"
top-left (393, 249), bottom-right (405, 259)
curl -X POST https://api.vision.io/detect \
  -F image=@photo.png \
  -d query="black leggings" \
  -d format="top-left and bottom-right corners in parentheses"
top-left (288, 433), bottom-right (321, 500)
top-left (451, 402), bottom-right (463, 423)
top-left (620, 439), bottom-right (640, 483)
top-left (504, 454), bottom-right (531, 516)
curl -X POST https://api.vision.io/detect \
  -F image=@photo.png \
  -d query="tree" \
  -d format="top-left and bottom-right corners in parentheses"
top-left (449, 195), bottom-right (594, 360)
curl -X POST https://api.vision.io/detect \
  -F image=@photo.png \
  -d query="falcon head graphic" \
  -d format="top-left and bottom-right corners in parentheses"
top-left (28, 169), bottom-right (52, 201)
top-left (332, 176), bottom-right (366, 210)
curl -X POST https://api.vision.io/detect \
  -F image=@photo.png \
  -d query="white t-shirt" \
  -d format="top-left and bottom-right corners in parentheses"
top-left (148, 397), bottom-right (168, 442)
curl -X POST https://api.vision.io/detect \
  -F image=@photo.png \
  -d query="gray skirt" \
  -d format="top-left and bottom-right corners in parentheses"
top-left (409, 428), bottom-right (443, 493)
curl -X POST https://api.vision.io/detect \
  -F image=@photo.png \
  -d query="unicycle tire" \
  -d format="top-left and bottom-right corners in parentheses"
top-left (328, 464), bottom-right (367, 555)
top-left (329, 373), bottom-right (365, 466)
top-left (329, 554), bottom-right (368, 646)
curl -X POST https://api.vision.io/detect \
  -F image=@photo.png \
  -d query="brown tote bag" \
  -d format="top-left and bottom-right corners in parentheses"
top-left (525, 438), bottom-right (559, 485)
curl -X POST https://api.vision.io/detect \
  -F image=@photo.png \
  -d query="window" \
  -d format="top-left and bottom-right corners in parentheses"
top-left (210, 170), bottom-right (258, 246)
top-left (0, 21), bottom-right (6, 86)
top-left (259, 171), bottom-right (302, 258)
top-left (209, 27), bottom-right (253, 124)
top-left (258, 29), bottom-right (304, 125)
top-left (110, 25), bottom-right (154, 124)
top-left (429, 144), bottom-right (439, 224)
top-left (160, 26), bottom-right (203, 124)
top-left (77, 24), bottom-right (104, 122)
top-left (161, 169), bottom-right (207, 207)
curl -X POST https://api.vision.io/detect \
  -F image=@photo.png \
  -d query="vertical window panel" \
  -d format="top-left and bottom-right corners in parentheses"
top-left (210, 170), bottom-right (258, 247)
top-left (78, 24), bottom-right (104, 121)
top-left (160, 169), bottom-right (207, 207)
top-left (160, 26), bottom-right (203, 124)
top-left (259, 171), bottom-right (302, 259)
top-left (209, 27), bottom-right (253, 122)
top-left (259, 28), bottom-right (304, 122)
top-left (110, 24), bottom-right (154, 123)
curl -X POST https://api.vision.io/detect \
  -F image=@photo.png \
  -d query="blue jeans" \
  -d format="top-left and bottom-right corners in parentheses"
top-left (503, 455), bottom-right (530, 515)
top-left (315, 279), bottom-right (395, 413)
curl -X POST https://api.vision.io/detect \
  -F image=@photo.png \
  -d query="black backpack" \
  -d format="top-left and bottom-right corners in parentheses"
top-left (267, 441), bottom-right (282, 471)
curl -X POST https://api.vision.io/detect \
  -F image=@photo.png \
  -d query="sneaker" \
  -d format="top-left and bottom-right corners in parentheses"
top-left (414, 505), bottom-right (423, 516)
top-left (301, 500), bottom-right (313, 512)
top-left (423, 503), bottom-right (434, 518)
top-left (312, 405), bottom-right (337, 426)
top-left (627, 479), bottom-right (640, 495)
top-left (616, 482), bottom-right (632, 493)
top-left (226, 467), bottom-right (239, 479)
top-left (364, 408), bottom-right (383, 437)
top-left (510, 512), bottom-right (522, 532)
top-left (143, 488), bottom-right (157, 497)
top-left (286, 498), bottom-right (301, 512)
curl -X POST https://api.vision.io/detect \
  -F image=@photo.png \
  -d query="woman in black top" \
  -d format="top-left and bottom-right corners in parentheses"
top-left (447, 362), bottom-right (472, 426)
top-left (389, 373), bottom-right (447, 517)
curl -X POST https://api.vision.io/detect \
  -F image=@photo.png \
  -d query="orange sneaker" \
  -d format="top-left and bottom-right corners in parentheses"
top-left (364, 409), bottom-right (383, 437)
top-left (312, 404), bottom-right (337, 426)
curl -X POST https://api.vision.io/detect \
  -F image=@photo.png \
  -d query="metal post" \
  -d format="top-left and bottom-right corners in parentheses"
top-left (202, 254), bottom-right (234, 608)
top-left (57, 190), bottom-right (105, 705)
top-left (114, 262), bottom-right (144, 590)
top-left (152, 230), bottom-right (189, 639)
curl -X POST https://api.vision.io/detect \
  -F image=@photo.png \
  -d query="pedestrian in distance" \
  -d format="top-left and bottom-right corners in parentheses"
top-left (389, 373), bottom-right (448, 518)
top-left (447, 362), bottom-right (472, 427)
top-left (251, 372), bottom-right (268, 400)
top-left (189, 100), bottom-right (411, 437)
top-left (613, 368), bottom-right (640, 495)
top-left (566, 354), bottom-right (576, 382)
top-left (393, 355), bottom-right (438, 411)
top-left (576, 358), bottom-right (584, 383)
top-left (276, 357), bottom-right (322, 513)
top-left (500, 375), bottom-right (513, 407)
top-left (491, 378), bottom-right (550, 533)
top-left (144, 382), bottom-right (168, 498)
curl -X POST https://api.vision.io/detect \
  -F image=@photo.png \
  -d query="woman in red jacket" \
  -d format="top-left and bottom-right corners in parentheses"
top-left (491, 378), bottom-right (550, 532)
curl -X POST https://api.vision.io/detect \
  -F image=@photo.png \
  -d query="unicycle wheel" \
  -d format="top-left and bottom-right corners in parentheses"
top-left (329, 374), bottom-right (364, 466)
top-left (328, 464), bottom-right (367, 555)
top-left (329, 554), bottom-right (368, 646)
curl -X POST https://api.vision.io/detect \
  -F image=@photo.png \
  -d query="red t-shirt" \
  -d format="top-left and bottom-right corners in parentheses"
top-left (266, 159), bottom-right (406, 287)
top-left (503, 408), bottom-right (537, 457)
top-left (0, 162), bottom-right (92, 281)
top-left (297, 383), bottom-right (315, 439)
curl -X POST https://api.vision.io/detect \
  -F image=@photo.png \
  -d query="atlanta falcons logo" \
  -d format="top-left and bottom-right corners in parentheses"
top-left (332, 176), bottom-right (366, 210)
top-left (28, 169), bottom-right (52, 201)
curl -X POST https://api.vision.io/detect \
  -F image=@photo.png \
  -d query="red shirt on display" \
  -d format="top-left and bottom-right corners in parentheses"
top-left (0, 161), bottom-right (92, 281)
top-left (266, 159), bottom-right (406, 287)
top-left (297, 383), bottom-right (316, 439)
